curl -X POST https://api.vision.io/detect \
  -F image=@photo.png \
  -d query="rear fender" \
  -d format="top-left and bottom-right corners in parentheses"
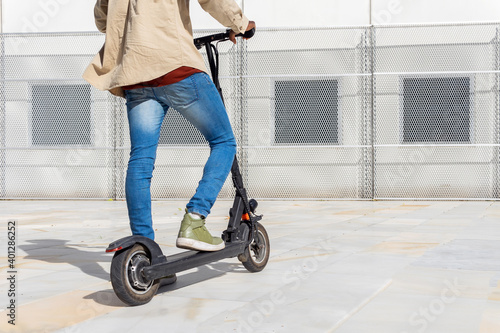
top-left (106, 235), bottom-right (166, 265)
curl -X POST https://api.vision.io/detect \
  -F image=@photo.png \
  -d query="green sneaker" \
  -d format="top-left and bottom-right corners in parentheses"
top-left (176, 210), bottom-right (225, 252)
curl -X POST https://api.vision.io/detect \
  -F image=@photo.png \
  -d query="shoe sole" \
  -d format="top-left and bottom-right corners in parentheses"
top-left (176, 238), bottom-right (225, 252)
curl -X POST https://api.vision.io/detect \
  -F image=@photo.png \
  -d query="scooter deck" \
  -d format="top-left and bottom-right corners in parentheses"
top-left (142, 240), bottom-right (248, 280)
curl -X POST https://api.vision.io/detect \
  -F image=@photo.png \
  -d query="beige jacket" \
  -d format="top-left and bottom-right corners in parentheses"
top-left (83, 0), bottom-right (249, 97)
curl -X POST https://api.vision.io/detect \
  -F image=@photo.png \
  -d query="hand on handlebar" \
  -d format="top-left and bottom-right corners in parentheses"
top-left (229, 21), bottom-right (256, 44)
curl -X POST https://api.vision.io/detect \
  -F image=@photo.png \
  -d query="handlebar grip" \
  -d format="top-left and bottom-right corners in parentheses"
top-left (235, 28), bottom-right (256, 39)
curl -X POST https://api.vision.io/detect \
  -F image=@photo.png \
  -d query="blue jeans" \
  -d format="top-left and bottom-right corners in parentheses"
top-left (124, 72), bottom-right (237, 240)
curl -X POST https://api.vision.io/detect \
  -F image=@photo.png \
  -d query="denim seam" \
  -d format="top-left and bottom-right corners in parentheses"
top-left (202, 72), bottom-right (213, 85)
top-left (159, 75), bottom-right (199, 108)
top-left (124, 88), bottom-right (147, 108)
top-left (186, 75), bottom-right (200, 106)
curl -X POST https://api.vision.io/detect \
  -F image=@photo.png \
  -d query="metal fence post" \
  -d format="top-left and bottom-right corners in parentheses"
top-left (370, 25), bottom-right (376, 199)
top-left (113, 95), bottom-right (126, 200)
top-left (0, 33), bottom-right (5, 199)
top-left (360, 26), bottom-right (374, 199)
top-left (496, 26), bottom-right (500, 198)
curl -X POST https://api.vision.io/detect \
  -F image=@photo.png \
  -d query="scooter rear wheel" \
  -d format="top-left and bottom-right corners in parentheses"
top-left (239, 222), bottom-right (270, 272)
top-left (110, 243), bottom-right (159, 306)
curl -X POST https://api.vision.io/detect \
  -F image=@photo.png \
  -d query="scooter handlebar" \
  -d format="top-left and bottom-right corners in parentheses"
top-left (235, 27), bottom-right (256, 39)
top-left (194, 28), bottom-right (255, 49)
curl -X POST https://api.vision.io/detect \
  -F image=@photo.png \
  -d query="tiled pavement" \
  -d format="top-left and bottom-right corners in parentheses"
top-left (1, 200), bottom-right (499, 333)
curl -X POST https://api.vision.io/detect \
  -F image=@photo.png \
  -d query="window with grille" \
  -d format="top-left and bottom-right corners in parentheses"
top-left (274, 79), bottom-right (339, 145)
top-left (31, 84), bottom-right (92, 146)
top-left (401, 77), bottom-right (471, 143)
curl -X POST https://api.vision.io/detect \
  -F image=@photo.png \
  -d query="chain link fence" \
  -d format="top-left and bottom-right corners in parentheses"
top-left (0, 23), bottom-right (499, 200)
top-left (373, 22), bottom-right (500, 199)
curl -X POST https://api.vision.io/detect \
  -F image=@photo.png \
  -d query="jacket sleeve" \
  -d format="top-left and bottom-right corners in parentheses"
top-left (198, 0), bottom-right (249, 34)
top-left (94, 0), bottom-right (108, 33)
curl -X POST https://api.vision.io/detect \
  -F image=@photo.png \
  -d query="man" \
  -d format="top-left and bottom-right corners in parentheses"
top-left (84, 0), bottom-right (255, 252)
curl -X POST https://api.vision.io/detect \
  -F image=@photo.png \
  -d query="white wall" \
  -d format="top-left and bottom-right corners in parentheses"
top-left (244, 0), bottom-right (370, 27)
top-left (372, 0), bottom-right (500, 25)
top-left (3, 0), bottom-right (95, 33)
top-left (1, 0), bottom-right (245, 33)
top-left (3, 0), bottom-right (500, 33)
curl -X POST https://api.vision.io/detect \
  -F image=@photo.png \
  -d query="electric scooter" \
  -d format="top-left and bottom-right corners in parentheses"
top-left (105, 28), bottom-right (270, 306)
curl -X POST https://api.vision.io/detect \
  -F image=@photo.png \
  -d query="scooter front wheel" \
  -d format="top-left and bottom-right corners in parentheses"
top-left (239, 222), bottom-right (270, 272)
top-left (110, 243), bottom-right (159, 306)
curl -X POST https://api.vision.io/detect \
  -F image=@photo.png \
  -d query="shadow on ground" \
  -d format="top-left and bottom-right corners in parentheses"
top-left (20, 239), bottom-right (110, 280)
